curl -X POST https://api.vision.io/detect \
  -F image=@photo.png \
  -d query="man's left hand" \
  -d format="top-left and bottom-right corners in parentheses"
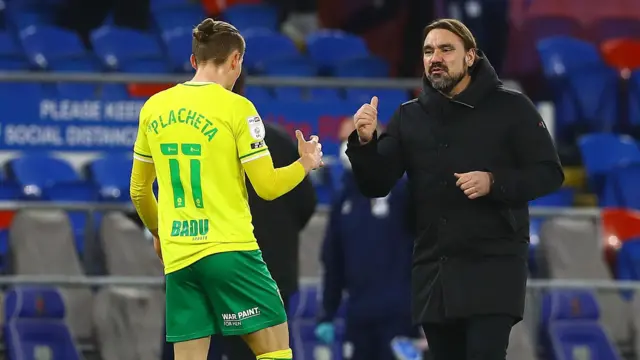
top-left (454, 171), bottom-right (492, 199)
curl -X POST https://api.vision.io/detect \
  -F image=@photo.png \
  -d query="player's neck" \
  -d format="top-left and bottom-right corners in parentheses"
top-left (191, 69), bottom-right (233, 90)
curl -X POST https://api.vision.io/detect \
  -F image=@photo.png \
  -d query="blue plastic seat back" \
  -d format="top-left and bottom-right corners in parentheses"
top-left (89, 155), bottom-right (133, 201)
top-left (244, 86), bottom-right (273, 102)
top-left (9, 155), bottom-right (80, 196)
top-left (90, 26), bottom-right (165, 69)
top-left (4, 286), bottom-right (81, 360)
top-left (162, 28), bottom-right (192, 72)
top-left (565, 66), bottom-right (619, 132)
top-left (222, 4), bottom-right (279, 32)
top-left (536, 36), bottom-right (604, 77)
top-left (19, 25), bottom-right (87, 68)
top-left (602, 164), bottom-right (640, 209)
top-left (578, 133), bottom-right (640, 191)
top-left (548, 322), bottom-right (622, 360)
top-left (616, 239), bottom-right (640, 281)
top-left (243, 29), bottom-right (300, 71)
top-left (0, 31), bottom-right (25, 59)
top-left (306, 30), bottom-right (369, 70)
top-left (153, 6), bottom-right (206, 33)
top-left (332, 56), bottom-right (390, 78)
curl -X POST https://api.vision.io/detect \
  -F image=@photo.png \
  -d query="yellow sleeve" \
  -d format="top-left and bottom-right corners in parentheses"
top-left (130, 158), bottom-right (159, 233)
top-left (130, 102), bottom-right (158, 233)
top-left (233, 98), bottom-right (306, 200)
top-left (133, 103), bottom-right (153, 163)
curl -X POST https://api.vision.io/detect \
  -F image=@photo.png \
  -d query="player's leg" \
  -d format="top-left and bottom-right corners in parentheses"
top-left (165, 264), bottom-right (219, 360)
top-left (195, 250), bottom-right (292, 359)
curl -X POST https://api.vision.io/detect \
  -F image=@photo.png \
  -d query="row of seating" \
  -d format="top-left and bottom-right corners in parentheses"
top-left (0, 285), bottom-right (626, 360)
top-left (0, 1), bottom-right (389, 77)
top-left (535, 36), bottom-right (640, 141)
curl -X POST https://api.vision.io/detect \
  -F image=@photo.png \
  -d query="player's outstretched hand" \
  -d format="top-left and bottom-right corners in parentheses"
top-left (354, 96), bottom-right (378, 144)
top-left (295, 130), bottom-right (324, 172)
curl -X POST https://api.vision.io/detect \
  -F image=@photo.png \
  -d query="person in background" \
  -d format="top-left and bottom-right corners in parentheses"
top-left (207, 71), bottom-right (318, 360)
top-left (315, 118), bottom-right (419, 360)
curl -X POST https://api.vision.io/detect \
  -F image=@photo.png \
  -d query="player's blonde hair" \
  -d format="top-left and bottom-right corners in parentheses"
top-left (192, 18), bottom-right (246, 66)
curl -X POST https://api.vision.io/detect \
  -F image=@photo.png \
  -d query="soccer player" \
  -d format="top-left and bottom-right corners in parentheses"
top-left (129, 18), bottom-right (323, 360)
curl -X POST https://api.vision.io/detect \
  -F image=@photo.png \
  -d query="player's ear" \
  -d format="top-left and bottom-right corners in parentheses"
top-left (231, 51), bottom-right (242, 71)
top-left (190, 54), bottom-right (198, 70)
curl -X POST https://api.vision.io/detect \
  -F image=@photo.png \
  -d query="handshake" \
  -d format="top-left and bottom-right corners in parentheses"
top-left (295, 129), bottom-right (324, 173)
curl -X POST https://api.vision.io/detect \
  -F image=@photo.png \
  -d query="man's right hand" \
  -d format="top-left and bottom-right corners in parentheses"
top-left (296, 130), bottom-right (324, 172)
top-left (315, 322), bottom-right (335, 344)
top-left (354, 96), bottom-right (379, 144)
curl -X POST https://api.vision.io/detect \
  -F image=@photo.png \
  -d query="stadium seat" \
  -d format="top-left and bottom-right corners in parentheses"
top-left (540, 290), bottom-right (622, 360)
top-left (306, 30), bottom-right (370, 74)
top-left (616, 239), bottom-right (640, 299)
top-left (578, 133), bottom-right (640, 193)
top-left (87, 154), bottom-right (133, 201)
top-left (536, 36), bottom-right (605, 77)
top-left (243, 29), bottom-right (301, 73)
top-left (332, 56), bottom-right (390, 78)
top-left (3, 286), bottom-right (82, 360)
top-left (19, 25), bottom-right (96, 71)
top-left (152, 5), bottom-right (206, 34)
top-left (0, 31), bottom-right (30, 70)
top-left (600, 38), bottom-right (640, 72)
top-left (222, 3), bottom-right (279, 32)
top-left (90, 26), bottom-right (171, 73)
top-left (7, 154), bottom-right (87, 199)
top-left (566, 66), bottom-right (619, 133)
top-left (601, 164), bottom-right (640, 209)
top-left (244, 86), bottom-right (273, 102)
top-left (6, 8), bottom-right (55, 30)
top-left (161, 27), bottom-right (193, 72)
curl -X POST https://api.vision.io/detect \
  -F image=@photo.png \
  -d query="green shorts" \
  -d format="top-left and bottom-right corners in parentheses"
top-left (165, 250), bottom-right (287, 342)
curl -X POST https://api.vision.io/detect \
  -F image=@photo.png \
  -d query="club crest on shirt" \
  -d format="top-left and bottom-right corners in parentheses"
top-left (247, 115), bottom-right (265, 140)
top-left (251, 140), bottom-right (265, 149)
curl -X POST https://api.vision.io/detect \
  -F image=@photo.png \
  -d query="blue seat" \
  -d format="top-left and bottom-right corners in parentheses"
top-left (90, 26), bottom-right (170, 72)
top-left (263, 58), bottom-right (326, 101)
top-left (3, 286), bottom-right (81, 360)
top-left (536, 36), bottom-right (605, 77)
top-left (7, 154), bottom-right (84, 199)
top-left (601, 164), bottom-right (640, 209)
top-left (243, 29), bottom-right (301, 72)
top-left (19, 25), bottom-right (92, 70)
top-left (162, 28), bottom-right (193, 72)
top-left (540, 290), bottom-right (621, 360)
top-left (565, 66), bottom-right (619, 133)
top-left (578, 133), bottom-right (640, 194)
top-left (153, 6), bottom-right (206, 34)
top-left (222, 4), bottom-right (279, 32)
top-left (332, 56), bottom-right (390, 78)
top-left (0, 31), bottom-right (29, 70)
top-left (306, 30), bottom-right (369, 73)
top-left (88, 154), bottom-right (133, 201)
top-left (6, 9), bottom-right (55, 30)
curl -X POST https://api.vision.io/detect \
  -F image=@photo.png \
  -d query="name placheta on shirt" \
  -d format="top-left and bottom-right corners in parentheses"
top-left (247, 115), bottom-right (265, 141)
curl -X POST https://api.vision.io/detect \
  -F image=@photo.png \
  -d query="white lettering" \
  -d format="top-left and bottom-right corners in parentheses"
top-left (65, 126), bottom-right (137, 146)
top-left (103, 101), bottom-right (144, 122)
top-left (4, 124), bottom-right (64, 146)
top-left (39, 99), bottom-right (101, 121)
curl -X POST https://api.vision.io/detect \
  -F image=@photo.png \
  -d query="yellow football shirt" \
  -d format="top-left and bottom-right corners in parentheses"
top-left (133, 81), bottom-right (270, 274)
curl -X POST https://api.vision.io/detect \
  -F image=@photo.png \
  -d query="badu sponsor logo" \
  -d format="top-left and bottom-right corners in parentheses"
top-left (222, 307), bottom-right (261, 327)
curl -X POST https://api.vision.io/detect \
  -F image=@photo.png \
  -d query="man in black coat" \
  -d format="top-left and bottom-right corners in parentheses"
top-left (345, 19), bottom-right (564, 359)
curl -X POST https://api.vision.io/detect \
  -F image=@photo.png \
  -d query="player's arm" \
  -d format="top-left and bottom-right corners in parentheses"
top-left (235, 101), bottom-right (313, 201)
top-left (130, 105), bottom-right (159, 238)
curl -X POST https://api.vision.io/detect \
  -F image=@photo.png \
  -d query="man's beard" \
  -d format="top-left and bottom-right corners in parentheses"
top-left (426, 64), bottom-right (468, 95)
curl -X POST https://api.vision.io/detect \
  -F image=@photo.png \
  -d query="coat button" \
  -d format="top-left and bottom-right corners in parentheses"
top-left (440, 180), bottom-right (448, 186)
top-left (439, 217), bottom-right (447, 225)
top-left (440, 256), bottom-right (448, 262)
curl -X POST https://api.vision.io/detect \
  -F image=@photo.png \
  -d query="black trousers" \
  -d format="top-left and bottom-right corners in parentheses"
top-left (422, 315), bottom-right (515, 360)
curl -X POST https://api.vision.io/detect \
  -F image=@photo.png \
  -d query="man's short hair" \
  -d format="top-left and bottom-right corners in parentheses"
top-left (423, 18), bottom-right (477, 52)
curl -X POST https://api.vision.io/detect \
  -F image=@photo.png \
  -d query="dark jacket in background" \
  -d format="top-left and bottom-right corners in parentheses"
top-left (246, 122), bottom-right (317, 297)
top-left (345, 53), bottom-right (564, 324)
top-left (319, 172), bottom-right (413, 323)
